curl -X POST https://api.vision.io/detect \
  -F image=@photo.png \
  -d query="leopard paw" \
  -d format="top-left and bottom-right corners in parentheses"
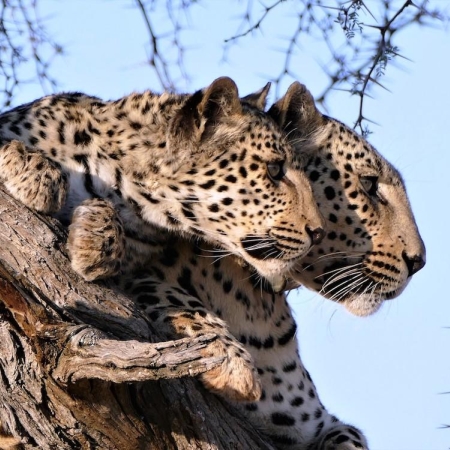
top-left (68, 198), bottom-right (125, 281)
top-left (319, 425), bottom-right (368, 450)
top-left (200, 338), bottom-right (262, 402)
top-left (0, 140), bottom-right (68, 213)
top-left (139, 298), bottom-right (262, 402)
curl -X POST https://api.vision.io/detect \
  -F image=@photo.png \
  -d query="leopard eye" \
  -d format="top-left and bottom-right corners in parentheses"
top-left (360, 176), bottom-right (379, 196)
top-left (267, 161), bottom-right (286, 184)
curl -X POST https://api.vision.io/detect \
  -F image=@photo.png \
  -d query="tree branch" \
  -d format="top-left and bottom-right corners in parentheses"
top-left (224, 0), bottom-right (446, 134)
top-left (0, 186), bottom-right (274, 449)
top-left (51, 327), bottom-right (223, 384)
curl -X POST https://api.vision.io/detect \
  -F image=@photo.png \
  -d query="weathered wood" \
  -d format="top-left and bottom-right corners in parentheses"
top-left (52, 328), bottom-right (223, 384)
top-left (0, 187), bottom-right (275, 450)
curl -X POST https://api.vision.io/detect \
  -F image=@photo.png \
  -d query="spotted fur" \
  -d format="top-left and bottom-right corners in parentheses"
top-left (269, 83), bottom-right (426, 316)
top-left (62, 83), bottom-right (425, 449)
top-left (0, 77), bottom-right (324, 282)
top-left (0, 81), bottom-right (426, 449)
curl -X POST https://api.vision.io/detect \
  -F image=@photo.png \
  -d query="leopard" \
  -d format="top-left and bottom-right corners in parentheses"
top-left (268, 82), bottom-right (426, 316)
top-left (0, 76), bottom-right (325, 286)
top-left (61, 82), bottom-right (424, 449)
top-left (0, 81), bottom-right (425, 449)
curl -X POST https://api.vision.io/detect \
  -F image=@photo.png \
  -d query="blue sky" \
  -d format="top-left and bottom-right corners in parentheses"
top-left (12, 1), bottom-right (450, 449)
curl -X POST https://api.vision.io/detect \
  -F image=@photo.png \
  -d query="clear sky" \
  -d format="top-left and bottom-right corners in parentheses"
top-left (11, 1), bottom-right (450, 449)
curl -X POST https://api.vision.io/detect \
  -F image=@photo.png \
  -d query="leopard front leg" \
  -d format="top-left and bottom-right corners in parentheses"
top-left (127, 279), bottom-right (262, 402)
top-left (0, 140), bottom-right (68, 213)
top-left (68, 198), bottom-right (126, 281)
top-left (229, 317), bottom-right (369, 450)
top-left (200, 275), bottom-right (369, 449)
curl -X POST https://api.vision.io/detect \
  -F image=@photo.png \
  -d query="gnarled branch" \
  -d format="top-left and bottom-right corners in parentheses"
top-left (0, 186), bottom-right (274, 449)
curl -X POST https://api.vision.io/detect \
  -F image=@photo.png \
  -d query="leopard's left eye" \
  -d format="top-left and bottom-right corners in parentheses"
top-left (267, 161), bottom-right (286, 184)
top-left (360, 176), bottom-right (379, 197)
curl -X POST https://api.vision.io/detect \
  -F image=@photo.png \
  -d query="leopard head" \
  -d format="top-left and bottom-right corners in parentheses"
top-left (138, 77), bottom-right (326, 281)
top-left (269, 82), bottom-right (426, 316)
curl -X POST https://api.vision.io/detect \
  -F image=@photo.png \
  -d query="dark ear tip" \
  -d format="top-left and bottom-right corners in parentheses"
top-left (261, 82), bottom-right (272, 100)
top-left (267, 80), bottom-right (322, 134)
top-left (287, 81), bottom-right (309, 96)
top-left (241, 82), bottom-right (272, 110)
top-left (286, 82), bottom-right (317, 113)
top-left (209, 76), bottom-right (239, 94)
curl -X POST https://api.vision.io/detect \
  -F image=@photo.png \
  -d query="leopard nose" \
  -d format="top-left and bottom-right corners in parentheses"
top-left (306, 226), bottom-right (325, 245)
top-left (402, 251), bottom-right (426, 277)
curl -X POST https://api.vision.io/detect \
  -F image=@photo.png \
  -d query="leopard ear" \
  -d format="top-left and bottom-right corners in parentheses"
top-left (241, 82), bottom-right (271, 110)
top-left (168, 77), bottom-right (242, 151)
top-left (198, 76), bottom-right (242, 121)
top-left (268, 82), bottom-right (323, 137)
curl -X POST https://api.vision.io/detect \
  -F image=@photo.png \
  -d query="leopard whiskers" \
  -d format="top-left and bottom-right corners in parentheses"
top-left (327, 274), bottom-right (368, 302)
top-left (322, 269), bottom-right (365, 295)
top-left (322, 273), bottom-right (366, 302)
top-left (315, 251), bottom-right (366, 262)
top-left (283, 126), bottom-right (300, 143)
top-left (335, 273), bottom-right (380, 303)
top-left (298, 251), bottom-right (365, 273)
top-left (200, 249), bottom-right (236, 266)
top-left (317, 261), bottom-right (365, 283)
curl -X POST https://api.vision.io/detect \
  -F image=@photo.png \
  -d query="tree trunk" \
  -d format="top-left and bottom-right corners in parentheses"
top-left (0, 187), bottom-right (275, 450)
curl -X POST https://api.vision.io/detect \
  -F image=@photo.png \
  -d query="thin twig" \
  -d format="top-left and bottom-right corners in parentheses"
top-left (223, 0), bottom-right (446, 134)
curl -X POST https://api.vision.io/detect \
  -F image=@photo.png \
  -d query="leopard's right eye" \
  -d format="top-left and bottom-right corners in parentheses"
top-left (267, 161), bottom-right (286, 184)
top-left (360, 176), bottom-right (379, 197)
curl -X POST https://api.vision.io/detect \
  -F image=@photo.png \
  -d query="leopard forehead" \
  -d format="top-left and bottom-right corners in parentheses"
top-left (197, 103), bottom-right (293, 165)
top-left (309, 117), bottom-right (398, 180)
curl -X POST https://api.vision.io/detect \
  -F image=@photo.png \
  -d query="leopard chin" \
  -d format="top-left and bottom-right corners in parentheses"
top-left (342, 294), bottom-right (384, 317)
top-left (328, 271), bottom-right (410, 317)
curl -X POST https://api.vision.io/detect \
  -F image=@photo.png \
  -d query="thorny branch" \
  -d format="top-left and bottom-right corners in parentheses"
top-left (0, 0), bottom-right (62, 109)
top-left (0, 0), bottom-right (447, 131)
top-left (336, 0), bottom-right (442, 133)
top-left (134, 0), bottom-right (192, 92)
top-left (223, 0), bottom-right (446, 135)
top-left (224, 0), bottom-right (286, 42)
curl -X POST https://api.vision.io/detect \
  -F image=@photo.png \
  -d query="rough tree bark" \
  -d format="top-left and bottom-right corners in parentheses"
top-left (0, 187), bottom-right (275, 450)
